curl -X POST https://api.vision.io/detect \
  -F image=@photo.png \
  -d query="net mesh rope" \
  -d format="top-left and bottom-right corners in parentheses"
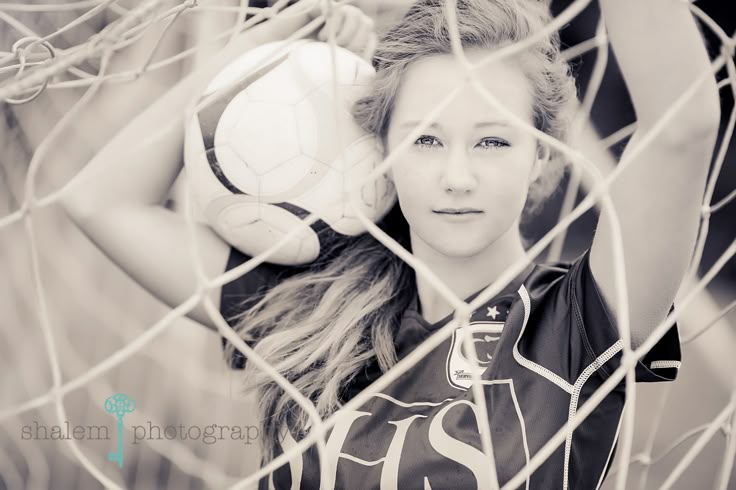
top-left (0, 0), bottom-right (734, 488)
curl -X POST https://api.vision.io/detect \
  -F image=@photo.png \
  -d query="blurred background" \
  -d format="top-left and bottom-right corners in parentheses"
top-left (0, 0), bottom-right (734, 488)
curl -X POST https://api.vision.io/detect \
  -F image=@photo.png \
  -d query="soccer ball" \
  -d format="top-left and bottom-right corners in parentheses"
top-left (185, 40), bottom-right (396, 265)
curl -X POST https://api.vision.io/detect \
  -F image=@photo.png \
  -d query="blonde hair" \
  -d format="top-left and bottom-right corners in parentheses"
top-left (225, 206), bottom-right (413, 461)
top-left (353, 0), bottom-right (577, 212)
top-left (226, 0), bottom-right (576, 461)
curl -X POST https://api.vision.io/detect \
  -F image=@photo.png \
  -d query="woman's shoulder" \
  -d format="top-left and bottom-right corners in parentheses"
top-left (517, 249), bottom-right (681, 385)
top-left (522, 250), bottom-right (592, 297)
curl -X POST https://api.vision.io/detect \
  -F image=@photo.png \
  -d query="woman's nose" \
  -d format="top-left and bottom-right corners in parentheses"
top-left (440, 149), bottom-right (478, 194)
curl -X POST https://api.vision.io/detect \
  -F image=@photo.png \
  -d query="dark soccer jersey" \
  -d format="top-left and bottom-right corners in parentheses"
top-left (220, 247), bottom-right (681, 490)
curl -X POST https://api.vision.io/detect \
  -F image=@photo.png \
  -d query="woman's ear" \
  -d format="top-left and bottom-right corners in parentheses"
top-left (530, 142), bottom-right (550, 183)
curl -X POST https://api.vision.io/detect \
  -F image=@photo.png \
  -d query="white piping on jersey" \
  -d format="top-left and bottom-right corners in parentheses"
top-left (563, 339), bottom-right (623, 490)
top-left (595, 404), bottom-right (624, 490)
top-left (509, 379), bottom-right (532, 490)
top-left (480, 378), bottom-right (531, 490)
top-left (339, 454), bottom-right (386, 466)
top-left (513, 285), bottom-right (575, 394)
top-left (373, 392), bottom-right (454, 408)
top-left (649, 360), bottom-right (681, 370)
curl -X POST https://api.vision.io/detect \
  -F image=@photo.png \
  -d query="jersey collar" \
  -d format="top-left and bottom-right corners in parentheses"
top-left (401, 261), bottom-right (536, 332)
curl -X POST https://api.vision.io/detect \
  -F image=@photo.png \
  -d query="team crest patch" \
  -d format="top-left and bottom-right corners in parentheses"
top-left (446, 321), bottom-right (504, 390)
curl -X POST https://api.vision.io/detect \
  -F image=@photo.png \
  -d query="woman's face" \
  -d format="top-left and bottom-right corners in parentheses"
top-left (384, 49), bottom-right (544, 259)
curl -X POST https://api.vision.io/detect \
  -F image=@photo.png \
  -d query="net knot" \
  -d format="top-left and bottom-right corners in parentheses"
top-left (260, 6), bottom-right (277, 19)
top-left (721, 37), bottom-right (736, 56)
top-left (183, 0), bottom-right (198, 9)
top-left (700, 204), bottom-right (712, 219)
top-left (5, 37), bottom-right (56, 105)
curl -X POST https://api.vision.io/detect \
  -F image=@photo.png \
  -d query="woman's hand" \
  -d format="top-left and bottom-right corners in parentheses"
top-left (308, 1), bottom-right (377, 60)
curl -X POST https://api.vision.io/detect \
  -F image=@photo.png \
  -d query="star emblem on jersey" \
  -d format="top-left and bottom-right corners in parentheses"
top-left (486, 306), bottom-right (500, 320)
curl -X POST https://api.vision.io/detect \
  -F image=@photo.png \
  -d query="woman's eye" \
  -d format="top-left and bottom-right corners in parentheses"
top-left (414, 135), bottom-right (442, 148)
top-left (476, 137), bottom-right (509, 150)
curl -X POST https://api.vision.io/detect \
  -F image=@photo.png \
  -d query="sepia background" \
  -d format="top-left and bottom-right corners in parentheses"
top-left (0, 0), bottom-right (734, 488)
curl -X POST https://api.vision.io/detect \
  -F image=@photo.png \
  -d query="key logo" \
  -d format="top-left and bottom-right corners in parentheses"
top-left (104, 393), bottom-right (136, 468)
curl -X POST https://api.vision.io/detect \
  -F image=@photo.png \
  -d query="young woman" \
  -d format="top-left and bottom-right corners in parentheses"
top-left (62, 0), bottom-right (720, 488)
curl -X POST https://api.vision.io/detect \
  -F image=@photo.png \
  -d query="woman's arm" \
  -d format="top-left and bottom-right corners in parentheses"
top-left (589, 0), bottom-right (721, 346)
top-left (60, 2), bottom-right (375, 330)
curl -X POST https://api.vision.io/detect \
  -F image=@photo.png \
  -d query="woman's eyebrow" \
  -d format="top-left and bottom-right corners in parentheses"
top-left (398, 121), bottom-right (441, 129)
top-left (473, 121), bottom-right (510, 128)
top-left (398, 121), bottom-right (510, 129)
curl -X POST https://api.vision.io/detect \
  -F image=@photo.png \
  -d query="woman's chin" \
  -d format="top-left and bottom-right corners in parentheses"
top-left (425, 240), bottom-right (491, 260)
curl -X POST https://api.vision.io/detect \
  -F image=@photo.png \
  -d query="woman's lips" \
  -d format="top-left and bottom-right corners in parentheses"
top-left (433, 208), bottom-right (483, 214)
top-left (432, 209), bottom-right (484, 221)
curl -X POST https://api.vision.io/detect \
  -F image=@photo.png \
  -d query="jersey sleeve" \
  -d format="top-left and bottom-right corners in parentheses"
top-left (568, 250), bottom-right (681, 383)
top-left (519, 250), bottom-right (681, 385)
top-left (219, 246), bottom-right (302, 370)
